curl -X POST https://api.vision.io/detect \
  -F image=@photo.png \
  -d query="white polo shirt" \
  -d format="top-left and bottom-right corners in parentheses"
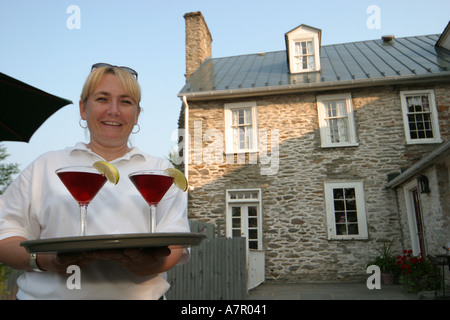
top-left (0, 142), bottom-right (190, 300)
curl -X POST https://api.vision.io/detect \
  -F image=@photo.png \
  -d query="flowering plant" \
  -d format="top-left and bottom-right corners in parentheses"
top-left (396, 250), bottom-right (439, 293)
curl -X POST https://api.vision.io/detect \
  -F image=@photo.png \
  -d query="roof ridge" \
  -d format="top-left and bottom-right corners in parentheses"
top-left (321, 33), bottom-right (440, 47)
top-left (208, 34), bottom-right (441, 62)
top-left (210, 50), bottom-right (285, 61)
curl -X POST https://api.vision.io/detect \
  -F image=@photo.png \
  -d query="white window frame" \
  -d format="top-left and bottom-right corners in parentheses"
top-left (317, 93), bottom-right (358, 148)
top-left (324, 181), bottom-right (368, 240)
top-left (224, 101), bottom-right (258, 154)
top-left (225, 189), bottom-right (263, 250)
top-left (287, 34), bottom-right (321, 73)
top-left (400, 90), bottom-right (442, 145)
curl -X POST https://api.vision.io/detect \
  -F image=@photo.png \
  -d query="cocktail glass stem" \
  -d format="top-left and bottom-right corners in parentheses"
top-left (149, 205), bottom-right (156, 233)
top-left (80, 204), bottom-right (88, 236)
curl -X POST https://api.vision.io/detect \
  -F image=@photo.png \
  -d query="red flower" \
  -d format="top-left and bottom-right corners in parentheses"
top-left (401, 264), bottom-right (410, 270)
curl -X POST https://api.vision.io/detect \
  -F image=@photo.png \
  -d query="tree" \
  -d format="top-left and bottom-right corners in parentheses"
top-left (166, 147), bottom-right (184, 172)
top-left (0, 144), bottom-right (19, 297)
top-left (0, 144), bottom-right (20, 194)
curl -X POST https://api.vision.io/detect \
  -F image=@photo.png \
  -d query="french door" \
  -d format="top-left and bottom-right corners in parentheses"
top-left (226, 189), bottom-right (264, 289)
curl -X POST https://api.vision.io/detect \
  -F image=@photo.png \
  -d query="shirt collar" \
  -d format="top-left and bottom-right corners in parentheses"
top-left (68, 142), bottom-right (148, 162)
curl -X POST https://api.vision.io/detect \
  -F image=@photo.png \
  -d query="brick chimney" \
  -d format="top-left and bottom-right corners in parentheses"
top-left (184, 11), bottom-right (212, 79)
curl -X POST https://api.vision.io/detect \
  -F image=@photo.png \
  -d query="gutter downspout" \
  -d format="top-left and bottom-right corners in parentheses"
top-left (182, 95), bottom-right (190, 223)
top-left (182, 95), bottom-right (189, 182)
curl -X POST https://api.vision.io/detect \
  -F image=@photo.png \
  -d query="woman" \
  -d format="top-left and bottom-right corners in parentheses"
top-left (0, 63), bottom-right (190, 299)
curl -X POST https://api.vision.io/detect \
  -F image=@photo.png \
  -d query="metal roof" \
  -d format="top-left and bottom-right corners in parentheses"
top-left (179, 34), bottom-right (450, 100)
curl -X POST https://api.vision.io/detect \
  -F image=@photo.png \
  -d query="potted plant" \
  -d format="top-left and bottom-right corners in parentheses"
top-left (367, 241), bottom-right (400, 284)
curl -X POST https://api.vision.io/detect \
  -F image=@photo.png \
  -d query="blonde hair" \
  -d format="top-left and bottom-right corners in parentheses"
top-left (80, 66), bottom-right (141, 107)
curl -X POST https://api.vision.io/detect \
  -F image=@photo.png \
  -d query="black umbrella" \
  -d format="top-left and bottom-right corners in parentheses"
top-left (0, 72), bottom-right (72, 142)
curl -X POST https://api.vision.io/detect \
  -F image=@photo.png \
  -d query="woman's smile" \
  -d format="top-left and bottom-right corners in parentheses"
top-left (101, 120), bottom-right (122, 127)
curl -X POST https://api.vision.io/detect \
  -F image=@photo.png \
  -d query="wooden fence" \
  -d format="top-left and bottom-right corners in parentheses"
top-left (166, 221), bottom-right (247, 300)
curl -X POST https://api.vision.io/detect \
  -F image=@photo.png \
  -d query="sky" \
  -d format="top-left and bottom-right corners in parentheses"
top-left (1, 0), bottom-right (449, 175)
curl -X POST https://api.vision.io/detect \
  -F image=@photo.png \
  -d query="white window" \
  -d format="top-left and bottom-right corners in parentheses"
top-left (285, 25), bottom-right (321, 74)
top-left (317, 93), bottom-right (358, 148)
top-left (294, 40), bottom-right (315, 71)
top-left (324, 181), bottom-right (368, 240)
top-left (224, 102), bottom-right (258, 153)
top-left (226, 189), bottom-right (262, 250)
top-left (400, 90), bottom-right (441, 144)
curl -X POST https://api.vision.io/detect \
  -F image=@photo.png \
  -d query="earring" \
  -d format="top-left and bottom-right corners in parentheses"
top-left (79, 119), bottom-right (88, 129)
top-left (132, 124), bottom-right (140, 134)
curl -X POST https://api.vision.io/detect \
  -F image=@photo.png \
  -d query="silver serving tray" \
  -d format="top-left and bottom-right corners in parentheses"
top-left (21, 233), bottom-right (207, 254)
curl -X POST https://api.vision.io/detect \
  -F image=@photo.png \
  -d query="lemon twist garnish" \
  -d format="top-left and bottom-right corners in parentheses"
top-left (93, 161), bottom-right (120, 185)
top-left (165, 168), bottom-right (188, 192)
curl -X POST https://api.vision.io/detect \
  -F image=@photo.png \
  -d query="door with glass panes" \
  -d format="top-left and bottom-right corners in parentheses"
top-left (231, 204), bottom-right (259, 249)
top-left (226, 190), bottom-right (264, 289)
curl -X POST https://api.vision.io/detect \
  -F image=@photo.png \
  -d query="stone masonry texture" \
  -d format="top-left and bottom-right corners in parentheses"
top-left (184, 81), bottom-right (450, 282)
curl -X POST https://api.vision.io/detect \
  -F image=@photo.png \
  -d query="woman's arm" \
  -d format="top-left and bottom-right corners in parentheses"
top-left (0, 236), bottom-right (31, 271)
top-left (0, 236), bottom-right (94, 274)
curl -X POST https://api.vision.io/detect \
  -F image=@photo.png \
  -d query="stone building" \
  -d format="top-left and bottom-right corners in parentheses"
top-left (177, 12), bottom-right (450, 288)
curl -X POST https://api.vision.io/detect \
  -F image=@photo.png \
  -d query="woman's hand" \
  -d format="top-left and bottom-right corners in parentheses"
top-left (85, 246), bottom-right (182, 276)
top-left (37, 252), bottom-right (94, 275)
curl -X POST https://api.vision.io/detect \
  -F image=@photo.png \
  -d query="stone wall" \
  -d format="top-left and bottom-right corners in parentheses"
top-left (185, 81), bottom-right (450, 282)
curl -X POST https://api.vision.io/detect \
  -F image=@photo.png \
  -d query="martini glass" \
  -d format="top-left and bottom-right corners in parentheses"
top-left (128, 170), bottom-right (174, 233)
top-left (56, 166), bottom-right (107, 236)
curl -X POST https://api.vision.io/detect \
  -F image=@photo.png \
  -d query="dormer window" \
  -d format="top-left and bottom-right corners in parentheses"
top-left (294, 40), bottom-right (315, 71)
top-left (285, 24), bottom-right (321, 74)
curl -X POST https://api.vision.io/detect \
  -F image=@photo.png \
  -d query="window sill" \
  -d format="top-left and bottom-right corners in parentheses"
top-left (405, 138), bottom-right (442, 145)
top-left (225, 150), bottom-right (259, 155)
top-left (321, 142), bottom-right (359, 148)
top-left (291, 69), bottom-right (320, 74)
top-left (328, 236), bottom-right (369, 241)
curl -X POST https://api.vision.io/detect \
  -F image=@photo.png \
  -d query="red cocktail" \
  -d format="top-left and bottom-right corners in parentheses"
top-left (56, 166), bottom-right (107, 236)
top-left (129, 170), bottom-right (174, 233)
top-left (57, 171), bottom-right (107, 205)
top-left (129, 174), bottom-right (173, 205)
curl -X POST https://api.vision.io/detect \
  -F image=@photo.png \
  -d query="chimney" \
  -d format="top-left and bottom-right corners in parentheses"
top-left (184, 11), bottom-right (212, 79)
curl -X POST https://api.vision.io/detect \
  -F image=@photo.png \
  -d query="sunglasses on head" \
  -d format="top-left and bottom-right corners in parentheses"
top-left (91, 63), bottom-right (138, 80)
